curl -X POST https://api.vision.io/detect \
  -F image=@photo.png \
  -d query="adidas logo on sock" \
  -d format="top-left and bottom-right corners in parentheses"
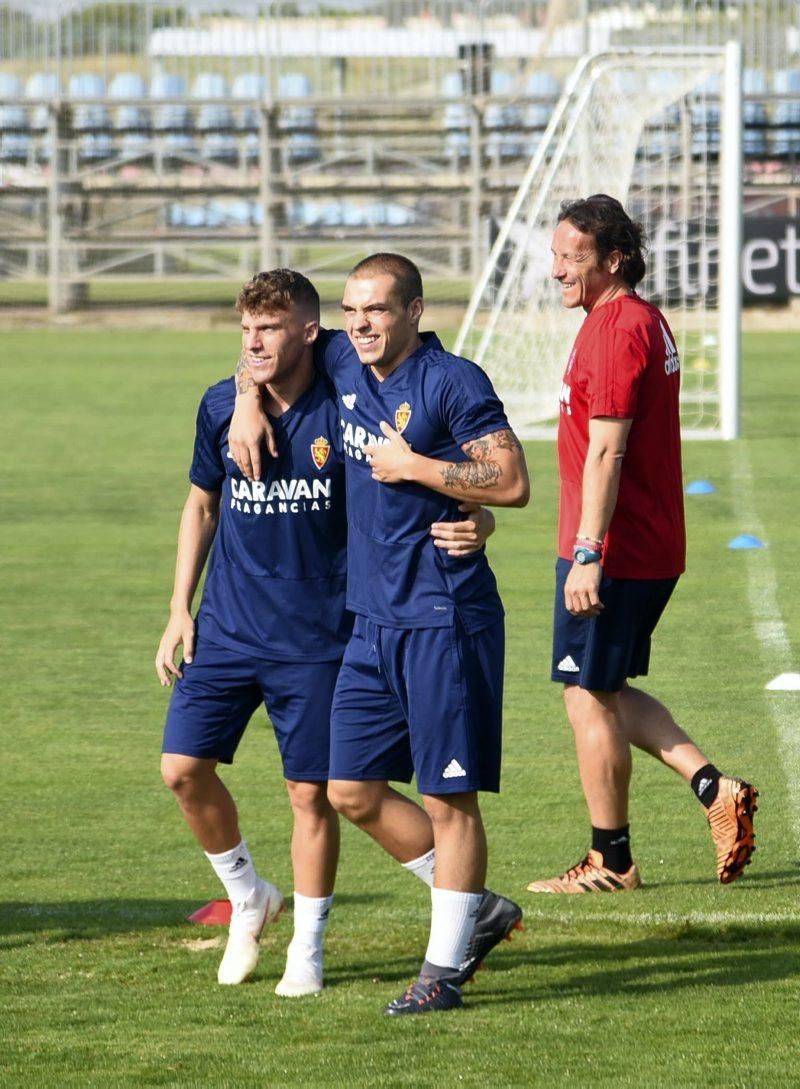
top-left (557, 655), bottom-right (580, 673)
top-left (697, 777), bottom-right (713, 797)
top-left (442, 758), bottom-right (467, 779)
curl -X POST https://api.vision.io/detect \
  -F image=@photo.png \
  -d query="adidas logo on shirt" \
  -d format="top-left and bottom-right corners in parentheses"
top-left (442, 758), bottom-right (467, 779)
top-left (557, 655), bottom-right (580, 673)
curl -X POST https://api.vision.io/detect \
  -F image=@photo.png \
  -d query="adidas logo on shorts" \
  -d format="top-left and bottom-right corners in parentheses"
top-left (442, 758), bottom-right (467, 779)
top-left (557, 655), bottom-right (580, 673)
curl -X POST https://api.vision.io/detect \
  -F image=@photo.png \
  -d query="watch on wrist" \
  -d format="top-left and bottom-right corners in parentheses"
top-left (573, 545), bottom-right (602, 565)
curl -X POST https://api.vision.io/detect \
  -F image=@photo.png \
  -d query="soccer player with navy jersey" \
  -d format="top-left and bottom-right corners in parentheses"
top-left (525, 195), bottom-right (758, 895)
top-left (156, 270), bottom-right (345, 996)
top-left (230, 253), bottom-right (530, 1015)
top-left (156, 269), bottom-right (493, 998)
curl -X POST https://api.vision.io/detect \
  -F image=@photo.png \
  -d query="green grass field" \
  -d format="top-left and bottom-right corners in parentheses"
top-left (2, 327), bottom-right (798, 1087)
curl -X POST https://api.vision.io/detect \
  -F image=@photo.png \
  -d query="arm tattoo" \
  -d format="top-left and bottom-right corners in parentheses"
top-left (463, 428), bottom-right (522, 457)
top-left (235, 352), bottom-right (256, 395)
top-left (440, 428), bottom-right (520, 491)
top-left (440, 460), bottom-right (502, 490)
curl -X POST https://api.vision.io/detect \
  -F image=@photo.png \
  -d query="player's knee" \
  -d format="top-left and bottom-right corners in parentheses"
top-left (424, 792), bottom-right (481, 829)
top-left (160, 753), bottom-right (207, 797)
top-left (327, 780), bottom-right (377, 825)
top-left (286, 779), bottom-right (332, 819)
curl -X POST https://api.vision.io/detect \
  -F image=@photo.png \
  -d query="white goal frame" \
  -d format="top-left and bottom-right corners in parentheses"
top-left (455, 43), bottom-right (743, 440)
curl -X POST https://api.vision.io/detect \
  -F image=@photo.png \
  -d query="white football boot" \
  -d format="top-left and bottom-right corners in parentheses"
top-left (217, 877), bottom-right (284, 985)
top-left (274, 940), bottom-right (324, 997)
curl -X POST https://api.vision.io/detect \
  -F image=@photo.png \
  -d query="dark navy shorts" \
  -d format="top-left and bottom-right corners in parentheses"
top-left (329, 614), bottom-right (504, 795)
top-left (162, 636), bottom-right (341, 781)
top-left (551, 557), bottom-right (678, 692)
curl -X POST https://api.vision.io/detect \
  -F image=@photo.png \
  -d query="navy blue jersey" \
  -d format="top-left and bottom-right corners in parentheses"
top-left (315, 330), bottom-right (508, 633)
top-left (189, 372), bottom-right (350, 662)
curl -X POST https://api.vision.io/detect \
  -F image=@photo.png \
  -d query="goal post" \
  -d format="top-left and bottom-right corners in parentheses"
top-left (454, 44), bottom-right (743, 440)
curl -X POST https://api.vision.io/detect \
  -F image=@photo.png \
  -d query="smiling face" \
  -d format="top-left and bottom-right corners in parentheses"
top-left (550, 218), bottom-right (625, 312)
top-left (340, 272), bottom-right (423, 377)
top-left (240, 305), bottom-right (318, 387)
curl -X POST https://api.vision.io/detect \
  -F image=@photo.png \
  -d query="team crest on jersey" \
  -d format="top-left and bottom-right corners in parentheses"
top-left (394, 401), bottom-right (412, 433)
top-left (310, 435), bottom-right (331, 470)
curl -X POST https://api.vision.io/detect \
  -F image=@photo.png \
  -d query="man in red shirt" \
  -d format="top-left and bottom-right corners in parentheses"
top-left (527, 194), bottom-right (758, 894)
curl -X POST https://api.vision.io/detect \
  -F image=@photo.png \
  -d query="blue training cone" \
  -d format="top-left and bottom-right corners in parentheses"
top-left (728, 534), bottom-right (766, 550)
top-left (686, 479), bottom-right (716, 495)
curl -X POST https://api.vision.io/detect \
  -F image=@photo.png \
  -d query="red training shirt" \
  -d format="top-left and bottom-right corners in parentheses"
top-left (556, 293), bottom-right (686, 579)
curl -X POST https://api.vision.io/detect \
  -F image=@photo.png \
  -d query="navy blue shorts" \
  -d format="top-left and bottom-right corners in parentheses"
top-left (329, 614), bottom-right (504, 795)
top-left (551, 558), bottom-right (678, 692)
top-left (162, 636), bottom-right (341, 781)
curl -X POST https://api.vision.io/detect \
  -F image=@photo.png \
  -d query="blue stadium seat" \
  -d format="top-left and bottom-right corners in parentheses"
top-left (68, 73), bottom-right (111, 133)
top-left (0, 74), bottom-right (28, 132)
top-left (441, 71), bottom-right (470, 161)
top-left (25, 71), bottom-right (60, 133)
top-left (232, 72), bottom-right (266, 132)
top-left (192, 72), bottom-right (234, 131)
top-left (642, 70), bottom-right (682, 160)
top-left (109, 73), bottom-right (150, 133)
top-left (524, 70), bottom-right (560, 130)
top-left (368, 200), bottom-right (415, 227)
top-left (151, 73), bottom-right (192, 132)
top-left (151, 73), bottom-right (195, 159)
top-left (278, 72), bottom-right (318, 163)
top-left (0, 74), bottom-right (30, 163)
top-left (691, 73), bottom-right (721, 159)
top-left (743, 68), bottom-right (769, 158)
top-left (773, 68), bottom-right (800, 157)
top-left (485, 70), bottom-right (525, 160)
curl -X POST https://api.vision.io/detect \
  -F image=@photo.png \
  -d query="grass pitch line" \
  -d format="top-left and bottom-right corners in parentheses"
top-left (730, 440), bottom-right (800, 848)
top-left (520, 909), bottom-right (800, 927)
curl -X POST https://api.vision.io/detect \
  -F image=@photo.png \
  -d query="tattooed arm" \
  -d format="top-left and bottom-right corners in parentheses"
top-left (363, 423), bottom-right (530, 507)
top-left (227, 352), bottom-right (278, 480)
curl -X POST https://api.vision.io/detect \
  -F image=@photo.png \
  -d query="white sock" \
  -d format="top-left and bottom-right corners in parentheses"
top-left (290, 892), bottom-right (333, 951)
top-left (402, 848), bottom-right (435, 887)
top-left (205, 840), bottom-right (259, 907)
top-left (424, 887), bottom-right (482, 971)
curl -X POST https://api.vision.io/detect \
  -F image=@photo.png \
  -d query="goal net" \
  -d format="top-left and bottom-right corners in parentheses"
top-left (454, 45), bottom-right (742, 439)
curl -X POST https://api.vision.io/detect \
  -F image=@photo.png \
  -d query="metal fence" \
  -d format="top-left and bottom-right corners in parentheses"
top-left (1, 1), bottom-right (798, 310)
top-left (2, 1), bottom-right (798, 98)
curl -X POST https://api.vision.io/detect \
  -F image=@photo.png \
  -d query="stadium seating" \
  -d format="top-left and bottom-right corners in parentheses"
top-left (68, 73), bottom-right (114, 162)
top-left (232, 72), bottom-right (266, 132)
top-left (277, 72), bottom-right (318, 163)
top-left (192, 72), bottom-right (238, 164)
top-left (68, 73), bottom-right (110, 131)
top-left (485, 70), bottom-right (525, 160)
top-left (642, 70), bottom-right (682, 160)
top-left (24, 71), bottom-right (60, 163)
top-left (773, 68), bottom-right (800, 157)
top-left (0, 73), bottom-right (31, 163)
top-left (743, 68), bottom-right (769, 158)
top-left (285, 197), bottom-right (415, 229)
top-left (691, 73), bottom-right (721, 159)
top-left (441, 71), bottom-right (470, 162)
top-left (524, 70), bottom-right (561, 154)
top-left (151, 73), bottom-right (196, 159)
top-left (109, 73), bottom-right (150, 132)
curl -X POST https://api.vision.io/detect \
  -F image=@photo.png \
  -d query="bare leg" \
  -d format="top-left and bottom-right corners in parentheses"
top-left (327, 779), bottom-right (434, 862)
top-left (618, 685), bottom-right (709, 782)
top-left (285, 780), bottom-right (340, 898)
top-left (161, 752), bottom-right (240, 853)
top-left (423, 792), bottom-right (486, 892)
top-left (563, 684), bottom-right (631, 828)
